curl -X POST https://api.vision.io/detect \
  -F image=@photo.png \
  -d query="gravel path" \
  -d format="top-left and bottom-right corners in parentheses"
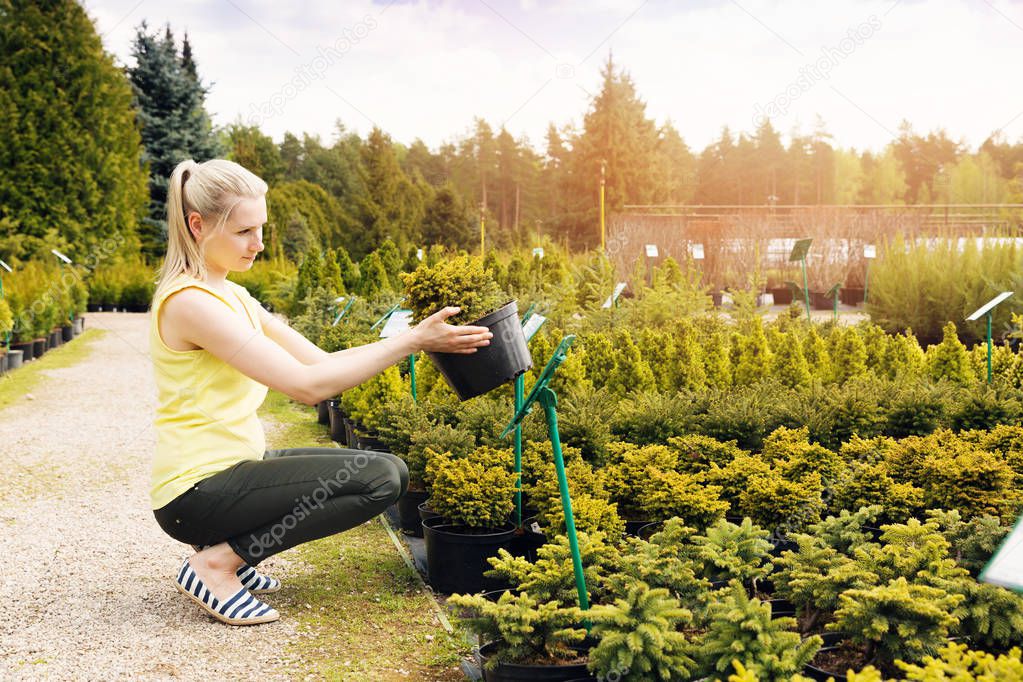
top-left (0, 313), bottom-right (299, 680)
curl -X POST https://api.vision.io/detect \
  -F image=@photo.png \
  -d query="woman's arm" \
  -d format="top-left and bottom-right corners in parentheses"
top-left (257, 306), bottom-right (330, 364)
top-left (257, 305), bottom-right (423, 365)
top-left (164, 288), bottom-right (490, 405)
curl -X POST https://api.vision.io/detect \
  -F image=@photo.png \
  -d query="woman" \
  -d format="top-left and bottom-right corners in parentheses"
top-left (150, 159), bottom-right (491, 626)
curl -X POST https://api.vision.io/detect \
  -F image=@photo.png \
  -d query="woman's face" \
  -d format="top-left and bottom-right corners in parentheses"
top-left (195, 195), bottom-right (267, 274)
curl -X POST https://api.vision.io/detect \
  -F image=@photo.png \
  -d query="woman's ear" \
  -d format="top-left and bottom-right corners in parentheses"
top-left (187, 211), bottom-right (203, 242)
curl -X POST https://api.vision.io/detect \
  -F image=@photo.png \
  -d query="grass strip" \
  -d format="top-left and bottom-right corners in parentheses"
top-left (259, 390), bottom-right (467, 681)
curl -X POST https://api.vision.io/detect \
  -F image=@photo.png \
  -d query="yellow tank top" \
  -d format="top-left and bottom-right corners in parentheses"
top-left (149, 273), bottom-right (269, 510)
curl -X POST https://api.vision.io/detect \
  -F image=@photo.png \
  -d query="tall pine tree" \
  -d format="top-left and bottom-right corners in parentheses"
top-left (128, 23), bottom-right (221, 259)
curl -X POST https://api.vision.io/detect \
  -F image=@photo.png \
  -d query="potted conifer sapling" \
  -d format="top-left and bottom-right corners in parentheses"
top-left (401, 254), bottom-right (531, 400)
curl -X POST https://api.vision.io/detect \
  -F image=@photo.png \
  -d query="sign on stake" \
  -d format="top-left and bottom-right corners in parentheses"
top-left (601, 282), bottom-right (627, 309)
top-left (967, 292), bottom-right (1013, 384)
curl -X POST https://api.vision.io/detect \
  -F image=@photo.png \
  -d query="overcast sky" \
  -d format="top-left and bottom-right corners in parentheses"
top-left (82, 0), bottom-right (1023, 154)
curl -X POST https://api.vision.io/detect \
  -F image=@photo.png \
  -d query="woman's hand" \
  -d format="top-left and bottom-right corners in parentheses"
top-left (409, 307), bottom-right (492, 354)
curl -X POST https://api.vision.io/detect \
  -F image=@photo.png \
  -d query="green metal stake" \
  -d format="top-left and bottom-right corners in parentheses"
top-left (789, 239), bottom-right (813, 322)
top-left (513, 374), bottom-right (524, 528)
top-left (332, 297), bottom-right (356, 326)
top-left (863, 262), bottom-right (870, 305)
top-left (514, 307), bottom-right (547, 529)
top-left (409, 353), bottom-right (418, 402)
top-left (800, 258), bottom-right (811, 321)
top-left (372, 301), bottom-right (416, 401)
top-left (987, 312), bottom-right (993, 385)
top-left (371, 299), bottom-right (405, 330)
top-left (539, 385), bottom-right (590, 616)
top-left (967, 292), bottom-right (1014, 386)
top-left (826, 283), bottom-right (840, 323)
top-left (502, 336), bottom-right (589, 623)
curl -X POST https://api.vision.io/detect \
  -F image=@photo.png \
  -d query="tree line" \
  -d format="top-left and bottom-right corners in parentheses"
top-left (1, 0), bottom-right (1022, 265)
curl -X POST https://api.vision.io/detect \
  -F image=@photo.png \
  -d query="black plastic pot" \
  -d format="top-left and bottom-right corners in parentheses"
top-left (343, 418), bottom-right (358, 448)
top-left (753, 577), bottom-right (776, 597)
top-left (357, 433), bottom-right (388, 452)
top-left (636, 521), bottom-right (664, 540)
top-left (423, 517), bottom-right (516, 594)
top-left (418, 499), bottom-right (444, 526)
top-left (427, 301), bottom-right (531, 401)
top-left (624, 519), bottom-right (653, 537)
top-left (32, 338), bottom-right (46, 358)
top-left (399, 488), bottom-right (430, 537)
top-left (510, 515), bottom-right (547, 562)
top-left (766, 597), bottom-right (796, 617)
top-left (0, 352), bottom-right (6, 376)
top-left (770, 537), bottom-right (798, 557)
top-left (61, 325), bottom-right (73, 343)
top-left (11, 341), bottom-right (33, 362)
top-left (316, 400), bottom-right (330, 426)
top-left (49, 330), bottom-right (61, 349)
top-left (817, 632), bottom-right (851, 647)
top-left (477, 641), bottom-right (595, 682)
top-left (86, 303), bottom-right (101, 312)
top-left (802, 646), bottom-right (847, 682)
top-left (327, 400), bottom-right (346, 443)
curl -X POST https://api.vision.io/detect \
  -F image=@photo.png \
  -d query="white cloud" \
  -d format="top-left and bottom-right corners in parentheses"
top-left (83, 0), bottom-right (1023, 152)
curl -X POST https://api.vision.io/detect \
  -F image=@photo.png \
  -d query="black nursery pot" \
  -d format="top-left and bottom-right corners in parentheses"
top-left (316, 399), bottom-right (331, 426)
top-left (427, 301), bottom-right (532, 401)
top-left (61, 325), bottom-right (73, 343)
top-left (32, 338), bottom-right (46, 358)
top-left (327, 400), bottom-right (346, 443)
top-left (343, 418), bottom-right (358, 448)
top-left (11, 340), bottom-right (33, 362)
top-left (357, 433), bottom-right (388, 452)
top-left (802, 647), bottom-right (846, 682)
top-left (399, 488), bottom-right (430, 536)
top-left (477, 641), bottom-right (595, 682)
top-left (418, 499), bottom-right (443, 526)
top-left (422, 517), bottom-right (516, 593)
top-left (509, 515), bottom-right (547, 562)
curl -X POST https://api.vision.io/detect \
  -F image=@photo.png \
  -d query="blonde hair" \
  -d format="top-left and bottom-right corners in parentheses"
top-left (155, 158), bottom-right (268, 298)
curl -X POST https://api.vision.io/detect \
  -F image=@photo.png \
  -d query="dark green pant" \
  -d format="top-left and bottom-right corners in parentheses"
top-left (154, 448), bottom-right (409, 566)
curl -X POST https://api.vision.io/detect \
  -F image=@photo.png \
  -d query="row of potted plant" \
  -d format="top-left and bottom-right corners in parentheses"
top-left (0, 295), bottom-right (87, 374)
top-left (85, 258), bottom-right (156, 312)
top-left (447, 509), bottom-right (1023, 680)
top-left (284, 249), bottom-right (1023, 679)
top-left (0, 259), bottom-right (89, 372)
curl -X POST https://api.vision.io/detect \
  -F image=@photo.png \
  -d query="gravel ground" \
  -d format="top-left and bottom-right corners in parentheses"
top-left (0, 313), bottom-right (299, 680)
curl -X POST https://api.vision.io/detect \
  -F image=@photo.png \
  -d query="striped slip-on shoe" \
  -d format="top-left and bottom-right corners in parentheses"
top-left (175, 560), bottom-right (280, 626)
top-left (236, 564), bottom-right (281, 594)
top-left (191, 544), bottom-right (281, 594)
